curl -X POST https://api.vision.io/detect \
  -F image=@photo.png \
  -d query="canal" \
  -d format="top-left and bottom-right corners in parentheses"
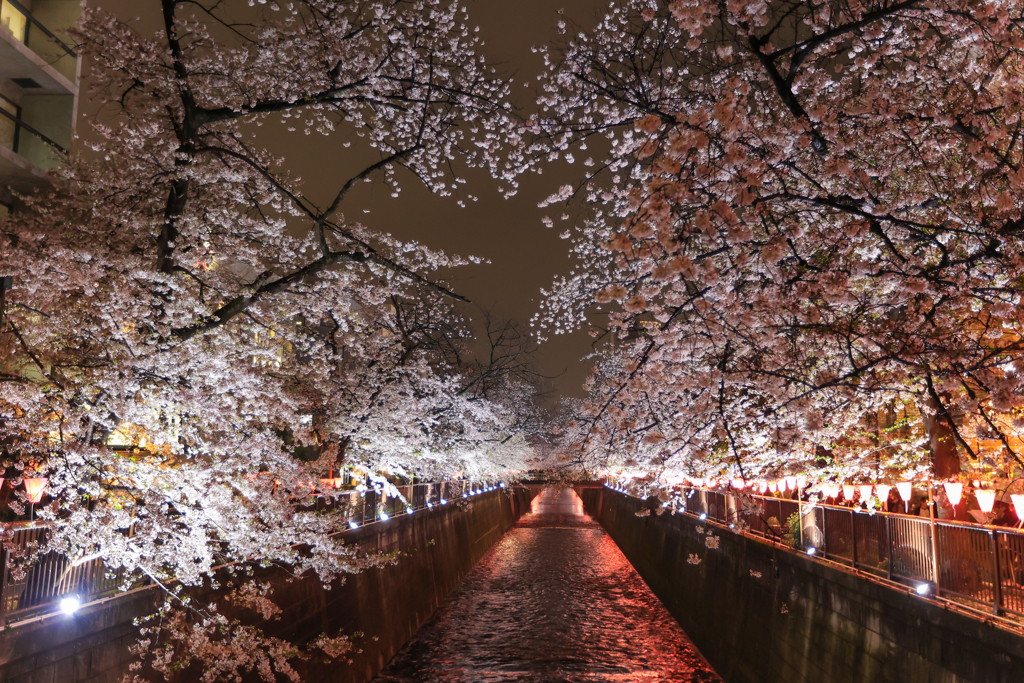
top-left (373, 487), bottom-right (721, 682)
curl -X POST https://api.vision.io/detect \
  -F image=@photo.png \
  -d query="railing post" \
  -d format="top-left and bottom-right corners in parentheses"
top-left (851, 509), bottom-right (858, 568)
top-left (819, 505), bottom-right (827, 558)
top-left (0, 543), bottom-right (9, 628)
top-left (990, 530), bottom-right (1002, 616)
top-left (885, 515), bottom-right (893, 580)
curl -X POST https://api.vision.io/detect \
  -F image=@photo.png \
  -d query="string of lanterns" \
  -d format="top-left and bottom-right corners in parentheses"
top-left (662, 475), bottom-right (1024, 523)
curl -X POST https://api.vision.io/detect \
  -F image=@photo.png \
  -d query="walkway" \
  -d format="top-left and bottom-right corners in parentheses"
top-left (373, 487), bottom-right (721, 682)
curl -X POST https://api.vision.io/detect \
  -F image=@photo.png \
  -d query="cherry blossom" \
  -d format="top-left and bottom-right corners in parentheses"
top-left (531, 0), bottom-right (1024, 488)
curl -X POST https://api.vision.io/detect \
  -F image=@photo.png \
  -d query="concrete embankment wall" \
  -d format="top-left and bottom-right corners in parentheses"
top-left (578, 487), bottom-right (1024, 683)
top-left (0, 486), bottom-right (534, 683)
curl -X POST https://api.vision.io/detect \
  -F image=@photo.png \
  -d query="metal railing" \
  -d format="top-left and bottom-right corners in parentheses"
top-left (0, 480), bottom-right (501, 626)
top-left (637, 485), bottom-right (1024, 619)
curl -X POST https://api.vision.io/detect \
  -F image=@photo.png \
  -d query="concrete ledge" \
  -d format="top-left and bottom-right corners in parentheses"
top-left (579, 487), bottom-right (1024, 683)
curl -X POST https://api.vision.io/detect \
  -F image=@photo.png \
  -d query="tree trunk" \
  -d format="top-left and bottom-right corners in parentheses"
top-left (920, 394), bottom-right (962, 479)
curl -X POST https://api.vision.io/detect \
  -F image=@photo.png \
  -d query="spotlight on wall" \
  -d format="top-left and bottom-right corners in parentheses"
top-left (60, 596), bottom-right (81, 616)
top-left (380, 512), bottom-right (390, 522)
top-left (348, 521), bottom-right (359, 529)
top-left (915, 583), bottom-right (931, 596)
top-left (698, 513), bottom-right (708, 520)
top-left (806, 547), bottom-right (817, 556)
top-left (440, 498), bottom-right (448, 505)
top-left (406, 506), bottom-right (414, 514)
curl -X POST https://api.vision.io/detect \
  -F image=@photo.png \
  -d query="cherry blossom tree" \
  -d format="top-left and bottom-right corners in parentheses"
top-left (0, 0), bottom-right (538, 678)
top-left (531, 0), bottom-right (1024, 486)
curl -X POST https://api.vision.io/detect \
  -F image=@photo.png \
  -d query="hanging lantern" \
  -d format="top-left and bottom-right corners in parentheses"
top-left (785, 476), bottom-right (798, 491)
top-left (875, 485), bottom-right (891, 503)
top-left (768, 481), bottom-right (778, 493)
top-left (842, 485), bottom-right (855, 501)
top-left (824, 483), bottom-right (839, 499)
top-left (796, 475), bottom-right (808, 489)
top-left (1010, 494), bottom-right (1024, 522)
top-left (758, 481), bottom-right (768, 494)
top-left (975, 489), bottom-right (997, 513)
top-left (691, 478), bottom-right (704, 488)
top-left (859, 484), bottom-right (874, 501)
top-left (732, 478), bottom-right (745, 490)
top-left (23, 478), bottom-right (47, 504)
top-left (896, 482), bottom-right (913, 502)
top-left (943, 482), bottom-right (963, 508)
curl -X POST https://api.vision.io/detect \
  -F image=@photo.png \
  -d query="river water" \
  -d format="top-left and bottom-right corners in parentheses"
top-left (373, 487), bottom-right (721, 683)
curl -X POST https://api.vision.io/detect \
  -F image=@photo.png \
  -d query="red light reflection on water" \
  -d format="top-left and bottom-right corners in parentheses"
top-left (374, 487), bottom-right (721, 682)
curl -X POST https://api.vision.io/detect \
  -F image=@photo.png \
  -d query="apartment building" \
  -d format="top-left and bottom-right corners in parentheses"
top-left (0, 0), bottom-right (80, 217)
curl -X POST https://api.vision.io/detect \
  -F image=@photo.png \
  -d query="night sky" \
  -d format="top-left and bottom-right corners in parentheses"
top-left (92, 0), bottom-right (611, 404)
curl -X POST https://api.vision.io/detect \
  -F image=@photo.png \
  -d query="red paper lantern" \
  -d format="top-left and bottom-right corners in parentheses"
top-left (943, 482), bottom-right (963, 507)
top-left (23, 478), bottom-right (47, 504)
top-left (976, 489), bottom-right (997, 513)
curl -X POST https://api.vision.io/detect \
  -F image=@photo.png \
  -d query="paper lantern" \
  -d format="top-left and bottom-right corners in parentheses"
top-left (943, 482), bottom-right (963, 508)
top-left (785, 476), bottom-right (798, 491)
top-left (758, 481), bottom-right (768, 494)
top-left (843, 485), bottom-right (855, 501)
top-left (896, 482), bottom-right (913, 502)
top-left (975, 489), bottom-right (997, 513)
top-left (859, 484), bottom-right (874, 501)
top-left (796, 475), bottom-right (808, 489)
top-left (23, 478), bottom-right (47, 504)
top-left (824, 483), bottom-right (840, 499)
top-left (1010, 494), bottom-right (1024, 522)
top-left (875, 485), bottom-right (891, 503)
top-left (320, 477), bottom-right (345, 490)
top-left (768, 481), bottom-right (778, 493)
top-left (732, 478), bottom-right (745, 490)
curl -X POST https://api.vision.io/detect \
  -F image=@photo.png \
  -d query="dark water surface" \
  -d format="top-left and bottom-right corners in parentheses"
top-left (372, 488), bottom-right (721, 683)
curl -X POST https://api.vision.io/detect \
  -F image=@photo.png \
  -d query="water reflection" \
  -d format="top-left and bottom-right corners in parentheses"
top-left (374, 488), bottom-right (721, 682)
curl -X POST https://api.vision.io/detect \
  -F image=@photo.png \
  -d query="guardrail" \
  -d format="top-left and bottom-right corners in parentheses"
top-left (0, 480), bottom-right (502, 627)
top-left (610, 484), bottom-right (1024, 620)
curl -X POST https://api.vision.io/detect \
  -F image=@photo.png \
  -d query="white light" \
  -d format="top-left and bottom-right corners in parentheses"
top-left (729, 523), bottom-right (736, 529)
top-left (60, 597), bottom-right (80, 615)
top-left (499, 482), bottom-right (506, 488)
top-left (462, 493), bottom-right (468, 498)
top-left (806, 547), bottom-right (816, 556)
top-left (699, 513), bottom-right (708, 520)
top-left (380, 512), bottom-right (390, 521)
top-left (440, 498), bottom-right (448, 505)
top-left (427, 502), bottom-right (434, 508)
top-left (916, 583), bottom-right (930, 595)
top-left (348, 521), bottom-right (359, 529)
top-left (476, 489), bottom-right (482, 495)
top-left (406, 506), bottom-right (414, 514)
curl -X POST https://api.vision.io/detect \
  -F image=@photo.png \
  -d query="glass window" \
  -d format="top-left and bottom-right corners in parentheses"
top-left (0, 1), bottom-right (28, 43)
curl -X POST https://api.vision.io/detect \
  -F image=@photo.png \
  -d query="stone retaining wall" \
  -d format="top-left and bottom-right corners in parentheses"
top-left (579, 487), bottom-right (1024, 683)
top-left (0, 486), bottom-right (534, 683)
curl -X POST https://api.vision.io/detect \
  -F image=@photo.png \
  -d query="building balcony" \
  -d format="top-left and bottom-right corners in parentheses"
top-left (0, 0), bottom-right (78, 199)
